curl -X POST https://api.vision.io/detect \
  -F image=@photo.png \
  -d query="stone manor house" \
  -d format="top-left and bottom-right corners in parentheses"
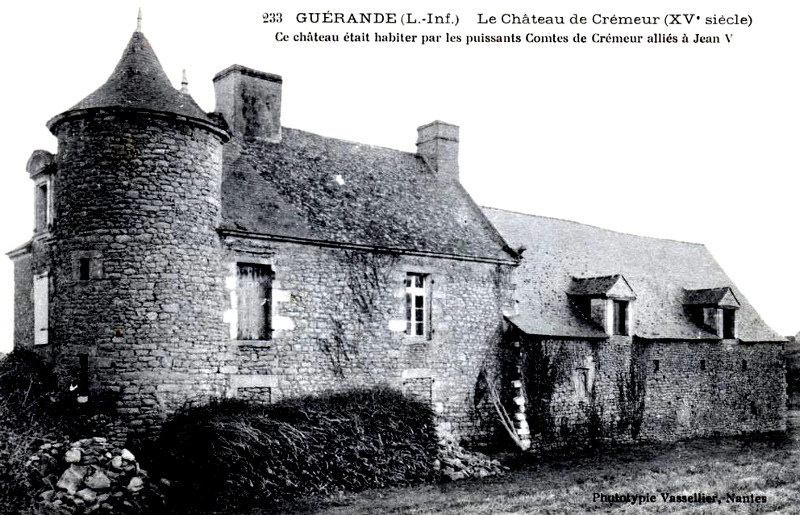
top-left (9, 23), bottom-right (786, 448)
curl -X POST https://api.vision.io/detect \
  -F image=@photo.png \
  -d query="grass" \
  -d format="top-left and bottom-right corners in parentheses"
top-left (286, 425), bottom-right (800, 515)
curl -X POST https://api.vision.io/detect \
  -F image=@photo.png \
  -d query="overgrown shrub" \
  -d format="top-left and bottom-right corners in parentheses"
top-left (154, 386), bottom-right (437, 511)
top-left (0, 350), bottom-right (63, 513)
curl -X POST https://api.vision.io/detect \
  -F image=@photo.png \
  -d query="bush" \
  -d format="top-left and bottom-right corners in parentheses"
top-left (0, 350), bottom-right (63, 513)
top-left (154, 386), bottom-right (437, 511)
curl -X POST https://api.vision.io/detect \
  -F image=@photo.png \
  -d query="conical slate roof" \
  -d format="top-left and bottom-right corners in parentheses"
top-left (49, 30), bottom-right (210, 129)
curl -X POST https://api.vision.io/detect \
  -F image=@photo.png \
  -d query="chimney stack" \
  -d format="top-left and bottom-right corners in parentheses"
top-left (213, 65), bottom-right (282, 142)
top-left (416, 121), bottom-right (459, 179)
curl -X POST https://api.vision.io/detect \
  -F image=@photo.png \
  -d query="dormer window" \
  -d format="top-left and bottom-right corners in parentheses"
top-left (684, 287), bottom-right (740, 339)
top-left (568, 274), bottom-right (636, 336)
top-left (27, 150), bottom-right (55, 234)
top-left (722, 308), bottom-right (736, 339)
top-left (34, 178), bottom-right (52, 232)
top-left (613, 300), bottom-right (629, 336)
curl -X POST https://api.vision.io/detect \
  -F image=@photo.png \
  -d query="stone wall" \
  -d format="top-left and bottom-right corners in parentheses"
top-left (638, 340), bottom-right (786, 439)
top-left (48, 114), bottom-right (229, 436)
top-left (517, 335), bottom-right (786, 450)
top-left (517, 336), bottom-right (632, 451)
top-left (222, 236), bottom-right (515, 444)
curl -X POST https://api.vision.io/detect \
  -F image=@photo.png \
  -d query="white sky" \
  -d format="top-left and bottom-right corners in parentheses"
top-left (0, 1), bottom-right (797, 353)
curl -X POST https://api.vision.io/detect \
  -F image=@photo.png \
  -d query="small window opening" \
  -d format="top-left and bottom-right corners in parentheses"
top-left (79, 258), bottom-right (91, 281)
top-left (742, 359), bottom-right (747, 371)
top-left (700, 359), bottom-right (706, 371)
top-left (653, 359), bottom-right (660, 373)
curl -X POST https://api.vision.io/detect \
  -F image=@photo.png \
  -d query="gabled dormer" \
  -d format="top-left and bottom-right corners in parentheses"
top-left (27, 150), bottom-right (56, 238)
top-left (684, 287), bottom-right (740, 339)
top-left (569, 275), bottom-right (636, 336)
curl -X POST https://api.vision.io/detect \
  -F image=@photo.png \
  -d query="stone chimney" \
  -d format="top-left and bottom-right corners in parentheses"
top-left (213, 65), bottom-right (282, 142)
top-left (416, 121), bottom-right (459, 179)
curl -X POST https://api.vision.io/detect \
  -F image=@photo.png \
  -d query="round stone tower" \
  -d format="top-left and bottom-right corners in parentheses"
top-left (45, 23), bottom-right (230, 434)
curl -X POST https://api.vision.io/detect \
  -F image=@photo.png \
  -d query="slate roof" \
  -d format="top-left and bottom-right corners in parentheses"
top-left (220, 129), bottom-right (515, 262)
top-left (569, 275), bottom-right (635, 299)
top-left (684, 287), bottom-right (740, 307)
top-left (48, 30), bottom-right (212, 131)
top-left (484, 208), bottom-right (783, 342)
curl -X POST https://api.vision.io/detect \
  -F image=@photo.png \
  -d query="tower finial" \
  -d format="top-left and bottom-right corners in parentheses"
top-left (181, 69), bottom-right (189, 93)
top-left (136, 8), bottom-right (142, 32)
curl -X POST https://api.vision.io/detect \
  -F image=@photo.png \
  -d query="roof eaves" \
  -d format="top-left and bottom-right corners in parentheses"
top-left (219, 227), bottom-right (519, 266)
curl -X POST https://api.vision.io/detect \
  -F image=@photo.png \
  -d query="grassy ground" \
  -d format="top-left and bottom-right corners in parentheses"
top-left (288, 418), bottom-right (800, 515)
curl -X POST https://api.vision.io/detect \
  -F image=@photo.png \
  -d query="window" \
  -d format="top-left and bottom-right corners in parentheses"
top-left (33, 274), bottom-right (49, 345)
top-left (653, 360), bottom-right (660, 373)
top-left (742, 359), bottom-right (748, 371)
top-left (35, 181), bottom-right (51, 232)
top-left (405, 273), bottom-right (430, 338)
top-left (700, 359), bottom-right (706, 371)
top-left (237, 263), bottom-right (272, 340)
top-left (612, 300), bottom-right (629, 335)
top-left (722, 308), bottom-right (736, 339)
top-left (73, 252), bottom-right (103, 281)
top-left (79, 258), bottom-right (91, 281)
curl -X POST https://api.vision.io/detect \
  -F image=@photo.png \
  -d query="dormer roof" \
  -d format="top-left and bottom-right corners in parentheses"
top-left (569, 274), bottom-right (636, 300)
top-left (47, 29), bottom-right (213, 132)
top-left (684, 287), bottom-right (741, 309)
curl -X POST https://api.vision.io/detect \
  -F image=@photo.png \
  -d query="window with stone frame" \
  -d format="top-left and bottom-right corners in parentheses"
top-left (405, 273), bottom-right (430, 338)
top-left (34, 178), bottom-right (52, 232)
top-left (237, 263), bottom-right (273, 341)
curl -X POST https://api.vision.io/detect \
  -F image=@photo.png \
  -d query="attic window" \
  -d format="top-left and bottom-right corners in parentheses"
top-left (613, 300), bottom-right (629, 336)
top-left (722, 308), bottom-right (736, 339)
top-left (568, 275), bottom-right (636, 336)
top-left (683, 287), bottom-right (740, 338)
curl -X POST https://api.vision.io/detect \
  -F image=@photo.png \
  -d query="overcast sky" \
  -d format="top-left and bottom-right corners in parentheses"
top-left (0, 1), bottom-right (797, 353)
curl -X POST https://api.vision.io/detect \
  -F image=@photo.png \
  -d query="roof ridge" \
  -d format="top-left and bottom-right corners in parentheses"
top-left (481, 206), bottom-right (705, 247)
top-left (282, 126), bottom-right (418, 158)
